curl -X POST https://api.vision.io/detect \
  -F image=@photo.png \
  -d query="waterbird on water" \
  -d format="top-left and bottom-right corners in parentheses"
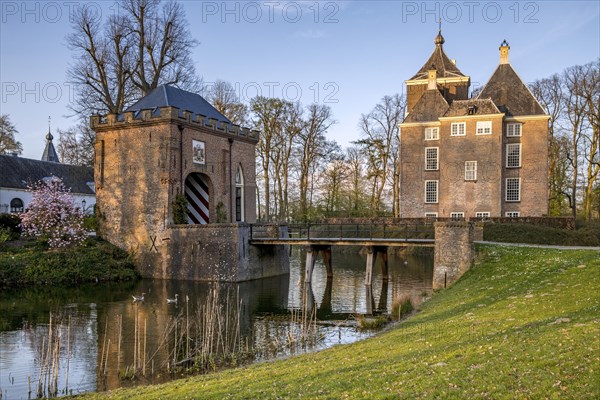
top-left (132, 293), bottom-right (146, 302)
top-left (166, 294), bottom-right (179, 304)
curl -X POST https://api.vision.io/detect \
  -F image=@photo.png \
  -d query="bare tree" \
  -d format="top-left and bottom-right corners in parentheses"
top-left (297, 104), bottom-right (335, 221)
top-left (251, 97), bottom-right (288, 221)
top-left (581, 61), bottom-right (600, 221)
top-left (356, 94), bottom-right (404, 215)
top-left (531, 74), bottom-right (566, 215)
top-left (67, 0), bottom-right (200, 116)
top-left (562, 64), bottom-right (591, 219)
top-left (0, 114), bottom-right (22, 155)
top-left (318, 150), bottom-right (347, 215)
top-left (205, 80), bottom-right (249, 126)
top-left (345, 145), bottom-right (367, 215)
top-left (57, 121), bottom-right (96, 166)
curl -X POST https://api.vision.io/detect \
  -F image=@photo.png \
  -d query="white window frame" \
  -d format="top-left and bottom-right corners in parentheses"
top-left (465, 161), bottom-right (477, 181)
top-left (506, 178), bottom-right (521, 202)
top-left (424, 212), bottom-right (438, 218)
top-left (451, 122), bottom-right (466, 136)
top-left (475, 212), bottom-right (490, 218)
top-left (425, 127), bottom-right (439, 140)
top-left (506, 143), bottom-right (521, 168)
top-left (507, 123), bottom-right (522, 137)
top-left (505, 212), bottom-right (520, 217)
top-left (450, 212), bottom-right (465, 220)
top-left (425, 147), bottom-right (439, 171)
top-left (425, 180), bottom-right (438, 204)
top-left (476, 121), bottom-right (492, 135)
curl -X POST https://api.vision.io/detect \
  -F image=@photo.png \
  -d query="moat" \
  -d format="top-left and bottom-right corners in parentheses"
top-left (0, 249), bottom-right (433, 399)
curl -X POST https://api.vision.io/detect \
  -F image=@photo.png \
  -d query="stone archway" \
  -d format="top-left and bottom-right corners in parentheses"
top-left (184, 173), bottom-right (211, 224)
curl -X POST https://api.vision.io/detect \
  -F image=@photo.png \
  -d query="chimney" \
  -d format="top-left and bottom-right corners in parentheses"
top-left (428, 66), bottom-right (437, 90)
top-left (499, 39), bottom-right (510, 64)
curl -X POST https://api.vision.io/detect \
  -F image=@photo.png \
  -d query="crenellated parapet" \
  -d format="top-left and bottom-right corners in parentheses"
top-left (90, 106), bottom-right (259, 142)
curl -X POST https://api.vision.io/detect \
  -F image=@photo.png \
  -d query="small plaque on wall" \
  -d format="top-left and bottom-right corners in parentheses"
top-left (192, 140), bottom-right (206, 165)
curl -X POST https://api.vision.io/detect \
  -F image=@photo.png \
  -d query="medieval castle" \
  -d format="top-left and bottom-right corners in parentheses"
top-left (400, 32), bottom-right (549, 219)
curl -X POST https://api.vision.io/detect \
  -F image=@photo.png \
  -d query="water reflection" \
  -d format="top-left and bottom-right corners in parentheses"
top-left (0, 249), bottom-right (432, 399)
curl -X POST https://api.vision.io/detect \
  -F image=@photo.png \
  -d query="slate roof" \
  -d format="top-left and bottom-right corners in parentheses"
top-left (125, 85), bottom-right (231, 123)
top-left (403, 89), bottom-right (449, 123)
top-left (478, 64), bottom-right (546, 116)
top-left (410, 43), bottom-right (466, 80)
top-left (0, 155), bottom-right (95, 195)
top-left (443, 99), bottom-right (501, 117)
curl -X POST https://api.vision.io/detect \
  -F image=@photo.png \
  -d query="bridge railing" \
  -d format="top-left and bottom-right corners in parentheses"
top-left (249, 222), bottom-right (434, 241)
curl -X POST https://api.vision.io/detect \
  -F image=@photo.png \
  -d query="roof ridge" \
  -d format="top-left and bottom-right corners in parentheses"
top-left (163, 85), bottom-right (169, 106)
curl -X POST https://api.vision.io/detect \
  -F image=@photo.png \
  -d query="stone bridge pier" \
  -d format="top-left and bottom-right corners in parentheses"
top-left (433, 221), bottom-right (482, 289)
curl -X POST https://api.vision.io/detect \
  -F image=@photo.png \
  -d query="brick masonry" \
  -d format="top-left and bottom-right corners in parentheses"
top-left (91, 107), bottom-right (288, 281)
top-left (433, 221), bottom-right (476, 289)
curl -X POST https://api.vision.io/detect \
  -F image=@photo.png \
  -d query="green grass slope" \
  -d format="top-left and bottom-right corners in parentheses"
top-left (83, 245), bottom-right (600, 399)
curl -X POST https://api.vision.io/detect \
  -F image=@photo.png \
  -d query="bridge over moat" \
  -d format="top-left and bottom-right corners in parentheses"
top-left (249, 221), bottom-right (479, 289)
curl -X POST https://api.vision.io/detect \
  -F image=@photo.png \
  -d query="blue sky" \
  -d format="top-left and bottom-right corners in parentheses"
top-left (1, 0), bottom-right (599, 160)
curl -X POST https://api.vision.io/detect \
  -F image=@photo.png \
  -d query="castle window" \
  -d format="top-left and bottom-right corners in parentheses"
top-left (235, 166), bottom-right (245, 222)
top-left (425, 212), bottom-right (438, 218)
top-left (475, 212), bottom-right (490, 219)
top-left (465, 161), bottom-right (477, 181)
top-left (506, 144), bottom-right (521, 168)
top-left (425, 147), bottom-right (438, 170)
top-left (450, 212), bottom-right (465, 220)
top-left (425, 180), bottom-right (438, 203)
top-left (506, 178), bottom-right (521, 202)
top-left (505, 211), bottom-right (520, 217)
top-left (451, 122), bottom-right (466, 136)
top-left (425, 127), bottom-right (439, 140)
top-left (507, 123), bottom-right (522, 137)
top-left (476, 121), bottom-right (492, 135)
top-left (10, 198), bottom-right (24, 213)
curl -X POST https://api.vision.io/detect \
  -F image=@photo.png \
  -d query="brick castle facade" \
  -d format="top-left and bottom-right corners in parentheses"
top-left (92, 86), bottom-right (288, 281)
top-left (400, 33), bottom-right (549, 219)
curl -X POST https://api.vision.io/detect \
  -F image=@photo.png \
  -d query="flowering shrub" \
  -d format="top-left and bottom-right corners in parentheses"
top-left (20, 177), bottom-right (86, 248)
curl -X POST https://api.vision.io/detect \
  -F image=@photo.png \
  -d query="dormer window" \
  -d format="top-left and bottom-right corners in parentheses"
top-left (467, 105), bottom-right (477, 115)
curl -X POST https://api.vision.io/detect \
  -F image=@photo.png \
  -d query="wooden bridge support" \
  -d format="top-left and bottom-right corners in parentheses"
top-left (365, 246), bottom-right (389, 286)
top-left (305, 245), bottom-right (333, 283)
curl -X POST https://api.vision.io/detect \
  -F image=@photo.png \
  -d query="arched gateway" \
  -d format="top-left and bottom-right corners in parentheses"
top-left (185, 173), bottom-right (210, 224)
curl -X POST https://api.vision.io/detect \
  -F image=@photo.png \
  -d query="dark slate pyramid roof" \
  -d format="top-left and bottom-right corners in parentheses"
top-left (0, 155), bottom-right (95, 194)
top-left (410, 42), bottom-right (466, 80)
top-left (41, 131), bottom-right (60, 163)
top-left (478, 64), bottom-right (546, 116)
top-left (125, 85), bottom-right (231, 123)
top-left (403, 89), bottom-right (449, 123)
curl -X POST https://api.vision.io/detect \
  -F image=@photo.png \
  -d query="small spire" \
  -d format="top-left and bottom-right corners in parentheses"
top-left (434, 19), bottom-right (445, 46)
top-left (499, 39), bottom-right (510, 64)
top-left (46, 116), bottom-right (53, 141)
top-left (42, 116), bottom-right (59, 163)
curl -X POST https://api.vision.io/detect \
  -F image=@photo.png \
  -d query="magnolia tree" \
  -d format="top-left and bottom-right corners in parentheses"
top-left (20, 177), bottom-right (86, 248)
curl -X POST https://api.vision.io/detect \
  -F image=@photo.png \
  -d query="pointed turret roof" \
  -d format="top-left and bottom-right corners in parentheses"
top-left (409, 29), bottom-right (466, 80)
top-left (477, 41), bottom-right (545, 116)
top-left (41, 122), bottom-right (60, 163)
top-left (125, 85), bottom-right (231, 123)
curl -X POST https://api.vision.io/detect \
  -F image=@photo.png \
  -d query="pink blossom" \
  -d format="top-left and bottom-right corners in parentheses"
top-left (20, 177), bottom-right (86, 248)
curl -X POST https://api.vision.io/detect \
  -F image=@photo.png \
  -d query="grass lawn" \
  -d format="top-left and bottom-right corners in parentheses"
top-left (81, 244), bottom-right (600, 399)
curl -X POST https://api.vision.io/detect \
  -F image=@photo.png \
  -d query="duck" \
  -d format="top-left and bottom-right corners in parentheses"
top-left (132, 293), bottom-right (146, 302)
top-left (166, 294), bottom-right (179, 304)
